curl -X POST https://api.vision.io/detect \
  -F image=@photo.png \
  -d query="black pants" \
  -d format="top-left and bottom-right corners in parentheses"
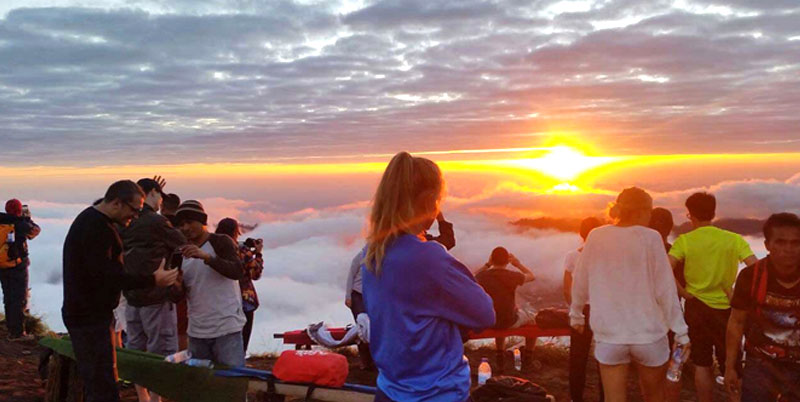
top-left (685, 297), bottom-right (731, 369)
top-left (0, 263), bottom-right (28, 337)
top-left (570, 305), bottom-right (603, 402)
top-left (242, 310), bottom-right (255, 353)
top-left (66, 320), bottom-right (119, 402)
top-left (350, 291), bottom-right (373, 368)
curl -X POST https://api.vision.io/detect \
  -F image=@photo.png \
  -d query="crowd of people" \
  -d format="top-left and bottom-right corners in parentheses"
top-left (2, 151), bottom-right (799, 402)
top-left (60, 178), bottom-right (264, 402)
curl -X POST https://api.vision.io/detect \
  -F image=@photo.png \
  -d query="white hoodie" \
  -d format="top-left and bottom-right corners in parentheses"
top-left (569, 225), bottom-right (689, 345)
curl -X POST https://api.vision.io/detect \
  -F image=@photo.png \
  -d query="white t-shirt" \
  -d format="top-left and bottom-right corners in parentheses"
top-left (182, 241), bottom-right (246, 339)
top-left (563, 249), bottom-right (581, 274)
top-left (569, 225), bottom-right (689, 345)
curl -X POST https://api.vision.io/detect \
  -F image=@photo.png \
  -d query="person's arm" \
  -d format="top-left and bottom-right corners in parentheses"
top-left (569, 243), bottom-right (591, 333)
top-left (345, 253), bottom-right (361, 305)
top-left (430, 254), bottom-right (495, 330)
top-left (563, 271), bottom-right (573, 306)
top-left (743, 255), bottom-right (758, 267)
top-left (669, 254), bottom-right (694, 300)
top-left (724, 308), bottom-right (747, 396)
top-left (183, 235), bottom-right (244, 280)
top-left (24, 219), bottom-right (41, 240)
top-left (474, 260), bottom-right (491, 275)
top-left (652, 237), bottom-right (689, 344)
top-left (82, 225), bottom-right (155, 291)
top-left (509, 254), bottom-right (535, 282)
top-left (157, 216), bottom-right (187, 251)
top-left (427, 213), bottom-right (456, 250)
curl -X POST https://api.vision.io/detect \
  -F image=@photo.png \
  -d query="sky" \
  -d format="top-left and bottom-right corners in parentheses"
top-left (2, 0), bottom-right (800, 353)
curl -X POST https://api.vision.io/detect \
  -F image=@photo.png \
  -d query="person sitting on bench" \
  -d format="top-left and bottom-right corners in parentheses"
top-left (475, 247), bottom-right (536, 371)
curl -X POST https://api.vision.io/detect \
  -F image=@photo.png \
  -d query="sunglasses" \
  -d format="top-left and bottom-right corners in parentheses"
top-left (124, 201), bottom-right (143, 216)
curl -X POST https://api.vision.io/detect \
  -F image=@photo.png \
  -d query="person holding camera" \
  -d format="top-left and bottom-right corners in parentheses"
top-left (215, 217), bottom-right (264, 354)
top-left (1, 199), bottom-right (41, 341)
top-left (120, 177), bottom-right (186, 402)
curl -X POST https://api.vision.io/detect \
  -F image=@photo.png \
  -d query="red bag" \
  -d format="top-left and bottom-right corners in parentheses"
top-left (272, 350), bottom-right (349, 387)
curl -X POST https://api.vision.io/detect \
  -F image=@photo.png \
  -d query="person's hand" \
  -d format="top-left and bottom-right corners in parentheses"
top-left (153, 258), bottom-right (179, 287)
top-left (571, 324), bottom-right (585, 334)
top-left (181, 244), bottom-right (211, 262)
top-left (345, 299), bottom-right (352, 308)
top-left (255, 239), bottom-right (264, 254)
top-left (724, 365), bottom-right (741, 397)
top-left (153, 175), bottom-right (167, 190)
top-left (436, 212), bottom-right (445, 222)
top-left (509, 253), bottom-right (521, 267)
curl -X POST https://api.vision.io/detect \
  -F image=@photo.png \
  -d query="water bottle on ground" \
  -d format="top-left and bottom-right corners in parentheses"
top-left (513, 348), bottom-right (522, 371)
top-left (477, 358), bottom-right (492, 385)
top-left (185, 358), bottom-right (214, 369)
top-left (164, 350), bottom-right (192, 363)
top-left (666, 343), bottom-right (689, 382)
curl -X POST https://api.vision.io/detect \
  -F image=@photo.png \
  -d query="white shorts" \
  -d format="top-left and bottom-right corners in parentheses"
top-left (594, 336), bottom-right (670, 367)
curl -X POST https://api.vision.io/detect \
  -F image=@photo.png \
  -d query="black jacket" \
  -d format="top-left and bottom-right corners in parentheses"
top-left (121, 204), bottom-right (187, 307)
top-left (62, 207), bottom-right (155, 327)
top-left (0, 213), bottom-right (39, 267)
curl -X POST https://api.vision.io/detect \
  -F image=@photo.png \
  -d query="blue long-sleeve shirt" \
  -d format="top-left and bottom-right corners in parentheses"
top-left (362, 234), bottom-right (495, 402)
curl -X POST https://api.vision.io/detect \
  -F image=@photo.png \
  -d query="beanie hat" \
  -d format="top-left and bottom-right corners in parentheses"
top-left (176, 200), bottom-right (207, 225)
top-left (5, 199), bottom-right (23, 217)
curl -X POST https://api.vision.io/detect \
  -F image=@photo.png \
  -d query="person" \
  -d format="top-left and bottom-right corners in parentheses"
top-left (725, 213), bottom-right (800, 402)
top-left (570, 187), bottom-right (689, 402)
top-left (215, 217), bottom-right (264, 354)
top-left (563, 217), bottom-right (603, 402)
top-left (474, 246), bottom-right (536, 371)
top-left (668, 192), bottom-right (757, 402)
top-left (62, 180), bottom-right (179, 402)
top-left (344, 249), bottom-right (374, 370)
top-left (121, 178), bottom-right (186, 402)
top-left (0, 199), bottom-right (41, 341)
top-left (161, 193), bottom-right (181, 227)
top-left (174, 200), bottom-right (246, 367)
top-left (361, 152), bottom-right (495, 402)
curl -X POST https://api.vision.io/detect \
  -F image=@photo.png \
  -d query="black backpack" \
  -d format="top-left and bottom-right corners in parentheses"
top-left (472, 376), bottom-right (550, 402)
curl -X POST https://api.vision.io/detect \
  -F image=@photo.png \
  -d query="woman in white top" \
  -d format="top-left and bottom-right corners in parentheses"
top-left (569, 187), bottom-right (689, 402)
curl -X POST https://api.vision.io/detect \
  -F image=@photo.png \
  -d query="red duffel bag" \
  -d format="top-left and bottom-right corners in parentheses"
top-left (272, 350), bottom-right (349, 387)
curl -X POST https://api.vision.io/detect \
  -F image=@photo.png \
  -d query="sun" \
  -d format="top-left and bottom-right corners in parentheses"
top-left (514, 145), bottom-right (617, 181)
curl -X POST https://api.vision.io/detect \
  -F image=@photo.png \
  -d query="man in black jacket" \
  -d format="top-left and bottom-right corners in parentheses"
top-left (121, 178), bottom-right (186, 402)
top-left (62, 180), bottom-right (179, 402)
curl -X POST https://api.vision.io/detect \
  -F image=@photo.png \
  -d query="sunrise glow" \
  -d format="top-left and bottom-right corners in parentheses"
top-left (507, 145), bottom-right (620, 181)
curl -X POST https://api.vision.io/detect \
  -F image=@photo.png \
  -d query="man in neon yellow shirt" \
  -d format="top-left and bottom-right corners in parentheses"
top-left (669, 192), bottom-right (757, 402)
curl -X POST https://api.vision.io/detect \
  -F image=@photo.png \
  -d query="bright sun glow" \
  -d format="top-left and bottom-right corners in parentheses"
top-left (512, 145), bottom-right (618, 181)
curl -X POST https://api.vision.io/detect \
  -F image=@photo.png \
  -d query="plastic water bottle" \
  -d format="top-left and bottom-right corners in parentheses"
top-left (6, 231), bottom-right (14, 244)
top-left (513, 348), bottom-right (522, 371)
top-left (185, 358), bottom-right (214, 369)
top-left (164, 350), bottom-right (191, 363)
top-left (666, 344), bottom-right (688, 382)
top-left (477, 358), bottom-right (491, 385)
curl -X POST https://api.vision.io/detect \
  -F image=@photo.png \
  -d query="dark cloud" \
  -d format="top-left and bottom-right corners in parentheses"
top-left (0, 0), bottom-right (799, 166)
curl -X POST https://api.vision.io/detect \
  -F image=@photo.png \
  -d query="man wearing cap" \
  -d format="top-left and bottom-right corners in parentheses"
top-left (174, 200), bottom-right (246, 367)
top-left (120, 178), bottom-right (186, 402)
top-left (0, 199), bottom-right (41, 341)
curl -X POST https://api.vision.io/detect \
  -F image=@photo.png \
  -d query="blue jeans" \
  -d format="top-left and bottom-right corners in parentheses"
top-left (189, 331), bottom-right (245, 367)
top-left (742, 352), bottom-right (800, 402)
top-left (67, 321), bottom-right (119, 402)
top-left (0, 263), bottom-right (28, 337)
top-left (374, 388), bottom-right (473, 402)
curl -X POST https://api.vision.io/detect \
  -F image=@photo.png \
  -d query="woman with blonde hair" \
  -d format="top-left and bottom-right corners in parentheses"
top-left (569, 187), bottom-right (689, 402)
top-left (361, 152), bottom-right (495, 402)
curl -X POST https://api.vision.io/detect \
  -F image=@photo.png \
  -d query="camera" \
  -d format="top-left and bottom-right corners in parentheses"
top-left (243, 238), bottom-right (262, 253)
top-left (21, 205), bottom-right (31, 218)
top-left (169, 250), bottom-right (183, 270)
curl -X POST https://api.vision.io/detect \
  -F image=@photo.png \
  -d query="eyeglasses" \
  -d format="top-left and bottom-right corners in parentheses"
top-left (124, 201), bottom-right (143, 217)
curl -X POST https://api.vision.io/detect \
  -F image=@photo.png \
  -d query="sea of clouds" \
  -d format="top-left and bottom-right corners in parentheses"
top-left (18, 173), bottom-right (800, 354)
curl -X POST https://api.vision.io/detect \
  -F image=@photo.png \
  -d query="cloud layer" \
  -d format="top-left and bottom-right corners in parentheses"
top-left (1, 0), bottom-right (799, 166)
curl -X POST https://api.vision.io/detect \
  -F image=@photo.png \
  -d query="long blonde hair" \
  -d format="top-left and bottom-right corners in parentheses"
top-left (365, 152), bottom-right (444, 275)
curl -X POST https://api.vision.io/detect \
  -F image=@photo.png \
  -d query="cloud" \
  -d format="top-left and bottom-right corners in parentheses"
top-left (1, 1), bottom-right (799, 166)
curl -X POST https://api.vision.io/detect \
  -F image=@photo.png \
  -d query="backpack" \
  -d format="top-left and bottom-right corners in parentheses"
top-left (0, 222), bottom-right (22, 269)
top-left (471, 376), bottom-right (550, 402)
top-left (750, 258), bottom-right (770, 316)
top-left (272, 350), bottom-right (349, 387)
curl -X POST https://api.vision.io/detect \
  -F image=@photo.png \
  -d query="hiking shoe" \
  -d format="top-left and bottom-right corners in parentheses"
top-left (8, 333), bottom-right (35, 342)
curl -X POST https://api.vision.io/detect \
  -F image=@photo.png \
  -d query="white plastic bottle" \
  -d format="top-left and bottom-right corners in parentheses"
top-left (164, 350), bottom-right (192, 363)
top-left (666, 343), bottom-right (688, 382)
top-left (477, 357), bottom-right (492, 385)
top-left (513, 348), bottom-right (522, 371)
